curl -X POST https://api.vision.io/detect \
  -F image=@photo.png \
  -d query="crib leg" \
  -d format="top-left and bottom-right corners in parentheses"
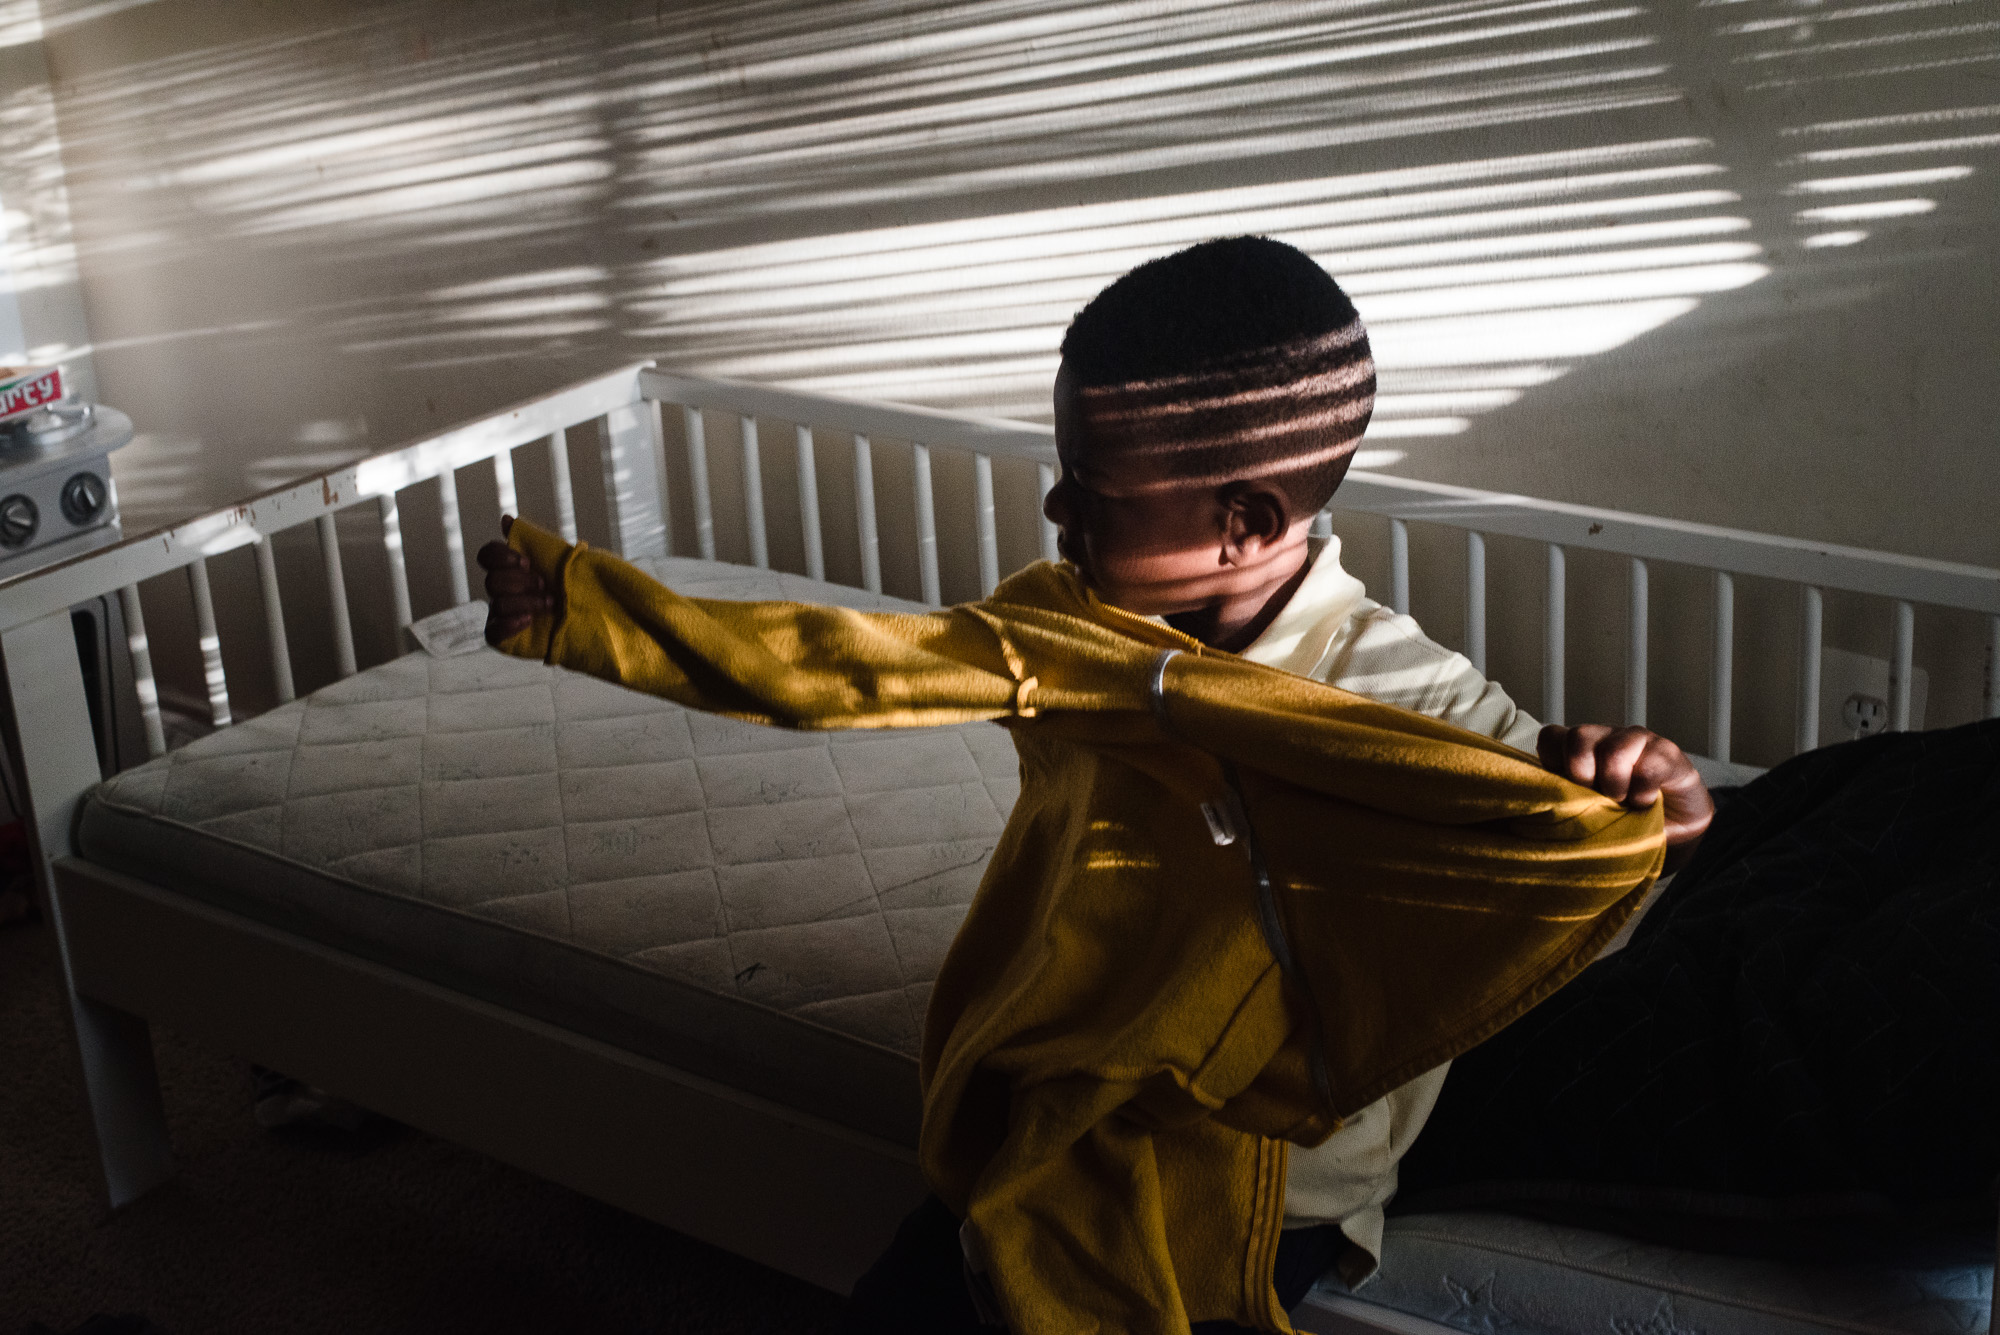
top-left (55, 980), bottom-right (174, 1208)
top-left (3, 610), bottom-right (175, 1208)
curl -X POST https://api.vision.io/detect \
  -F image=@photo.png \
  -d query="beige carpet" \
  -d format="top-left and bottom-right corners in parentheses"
top-left (0, 918), bottom-right (845, 1335)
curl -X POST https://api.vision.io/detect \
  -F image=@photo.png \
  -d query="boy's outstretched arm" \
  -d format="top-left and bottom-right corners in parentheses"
top-left (1538, 723), bottom-right (1713, 871)
top-left (474, 516), bottom-right (1028, 730)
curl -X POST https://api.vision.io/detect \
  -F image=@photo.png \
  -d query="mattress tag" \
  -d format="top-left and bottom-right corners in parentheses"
top-left (406, 601), bottom-right (491, 658)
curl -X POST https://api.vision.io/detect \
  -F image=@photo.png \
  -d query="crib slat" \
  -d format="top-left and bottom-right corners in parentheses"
top-left (1710, 571), bottom-right (1735, 762)
top-left (185, 557), bottom-right (232, 728)
top-left (318, 514), bottom-right (358, 679)
top-left (1544, 543), bottom-right (1565, 725)
top-left (1038, 463), bottom-right (1060, 564)
top-left (438, 469), bottom-right (470, 606)
top-left (254, 537), bottom-right (295, 705)
top-left (795, 424), bottom-right (825, 582)
top-left (1988, 616), bottom-right (2000, 720)
top-left (1625, 557), bottom-right (1648, 728)
top-left (492, 446), bottom-right (518, 522)
top-left (647, 401), bottom-right (673, 559)
top-left (853, 433), bottom-right (882, 594)
top-left (377, 494), bottom-right (413, 635)
top-left (741, 416), bottom-right (769, 569)
top-left (1464, 531), bottom-right (1486, 675)
top-left (546, 430), bottom-right (578, 543)
top-left (683, 406), bottom-right (715, 561)
top-left (1796, 585), bottom-right (1823, 753)
top-left (597, 403), bottom-right (670, 560)
top-left (974, 454), bottom-right (999, 597)
top-left (119, 584), bottom-right (166, 758)
top-left (913, 443), bottom-right (941, 606)
top-left (1388, 518), bottom-right (1410, 616)
top-left (1890, 600), bottom-right (1914, 732)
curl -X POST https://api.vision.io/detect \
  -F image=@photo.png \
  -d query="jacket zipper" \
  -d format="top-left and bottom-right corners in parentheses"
top-left (1149, 649), bottom-right (1336, 1111)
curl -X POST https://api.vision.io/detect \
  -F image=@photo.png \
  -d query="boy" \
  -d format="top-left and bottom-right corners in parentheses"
top-left (479, 238), bottom-right (1701, 1331)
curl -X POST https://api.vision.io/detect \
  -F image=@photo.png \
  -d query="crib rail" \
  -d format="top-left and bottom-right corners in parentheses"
top-left (0, 361), bottom-right (1995, 796)
top-left (0, 363), bottom-right (660, 757)
top-left (640, 369), bottom-right (1062, 604)
top-left (1321, 472), bottom-right (2000, 757)
top-left (643, 370), bottom-right (2000, 765)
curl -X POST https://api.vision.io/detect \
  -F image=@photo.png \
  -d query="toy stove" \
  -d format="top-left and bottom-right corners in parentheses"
top-left (0, 367), bottom-right (146, 790)
top-left (0, 367), bottom-right (134, 574)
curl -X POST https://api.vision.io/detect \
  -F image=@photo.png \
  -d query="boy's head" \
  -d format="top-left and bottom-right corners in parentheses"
top-left (1046, 236), bottom-right (1373, 618)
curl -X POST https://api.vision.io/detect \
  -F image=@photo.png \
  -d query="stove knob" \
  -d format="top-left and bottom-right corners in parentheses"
top-left (61, 471), bottom-right (107, 526)
top-left (0, 494), bottom-right (37, 548)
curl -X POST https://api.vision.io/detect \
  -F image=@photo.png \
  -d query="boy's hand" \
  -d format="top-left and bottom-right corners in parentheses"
top-left (1537, 724), bottom-right (1713, 871)
top-left (478, 515), bottom-right (555, 646)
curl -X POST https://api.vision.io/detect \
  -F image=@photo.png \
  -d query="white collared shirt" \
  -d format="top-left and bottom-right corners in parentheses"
top-left (1239, 534), bottom-right (1542, 752)
top-left (1236, 535), bottom-right (1542, 1284)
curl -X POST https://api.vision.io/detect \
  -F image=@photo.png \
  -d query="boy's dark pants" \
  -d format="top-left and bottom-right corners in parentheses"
top-left (838, 1195), bottom-right (1343, 1334)
top-left (1403, 719), bottom-right (2000, 1247)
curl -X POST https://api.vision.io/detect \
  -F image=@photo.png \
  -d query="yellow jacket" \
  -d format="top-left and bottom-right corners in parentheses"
top-left (499, 520), bottom-right (1664, 1334)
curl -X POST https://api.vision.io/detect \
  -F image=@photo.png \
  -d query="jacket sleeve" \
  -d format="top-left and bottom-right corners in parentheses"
top-left (494, 518), bottom-right (1030, 729)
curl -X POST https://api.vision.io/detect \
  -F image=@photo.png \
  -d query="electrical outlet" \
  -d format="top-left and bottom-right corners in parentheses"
top-left (1819, 647), bottom-right (1927, 744)
top-left (1842, 693), bottom-right (1888, 737)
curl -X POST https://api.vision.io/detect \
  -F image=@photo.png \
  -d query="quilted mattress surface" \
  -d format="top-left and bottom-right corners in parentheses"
top-left (1312, 1211), bottom-right (1991, 1335)
top-left (78, 556), bottom-right (1019, 1146)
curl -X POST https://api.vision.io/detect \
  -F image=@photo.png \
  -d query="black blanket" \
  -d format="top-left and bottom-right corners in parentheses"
top-left (1397, 718), bottom-right (2000, 1252)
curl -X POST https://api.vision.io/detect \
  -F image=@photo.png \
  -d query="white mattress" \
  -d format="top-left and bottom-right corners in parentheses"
top-left (1310, 1211), bottom-right (1991, 1335)
top-left (79, 556), bottom-right (1019, 1144)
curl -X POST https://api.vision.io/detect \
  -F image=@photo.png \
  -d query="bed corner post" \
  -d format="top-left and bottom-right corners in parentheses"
top-left (597, 391), bottom-right (669, 561)
top-left (1, 608), bottom-right (174, 1209)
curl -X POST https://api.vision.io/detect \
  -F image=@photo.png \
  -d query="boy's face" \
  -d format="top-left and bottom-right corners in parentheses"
top-left (1045, 364), bottom-right (1305, 617)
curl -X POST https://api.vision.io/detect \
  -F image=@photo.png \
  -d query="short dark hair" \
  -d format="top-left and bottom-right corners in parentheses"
top-left (1059, 236), bottom-right (1374, 512)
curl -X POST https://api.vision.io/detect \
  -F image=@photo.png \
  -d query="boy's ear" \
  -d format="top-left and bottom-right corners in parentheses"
top-left (1218, 482), bottom-right (1292, 564)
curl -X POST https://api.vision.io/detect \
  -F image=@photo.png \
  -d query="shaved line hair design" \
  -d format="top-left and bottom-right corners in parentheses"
top-left (1060, 236), bottom-right (1376, 511)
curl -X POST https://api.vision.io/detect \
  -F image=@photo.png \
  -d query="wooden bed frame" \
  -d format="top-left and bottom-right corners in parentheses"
top-left (5, 363), bottom-right (1997, 1329)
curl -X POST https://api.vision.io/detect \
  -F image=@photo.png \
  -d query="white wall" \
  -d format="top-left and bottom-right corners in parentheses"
top-left (23, 0), bottom-right (2000, 759)
top-left (0, 0), bottom-right (93, 390)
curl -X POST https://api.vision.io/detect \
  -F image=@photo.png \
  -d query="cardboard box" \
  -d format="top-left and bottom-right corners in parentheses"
top-left (0, 367), bottom-right (65, 425)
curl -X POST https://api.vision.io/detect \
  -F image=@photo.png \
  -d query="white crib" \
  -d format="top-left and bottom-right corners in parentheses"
top-left (4, 363), bottom-right (1995, 1333)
